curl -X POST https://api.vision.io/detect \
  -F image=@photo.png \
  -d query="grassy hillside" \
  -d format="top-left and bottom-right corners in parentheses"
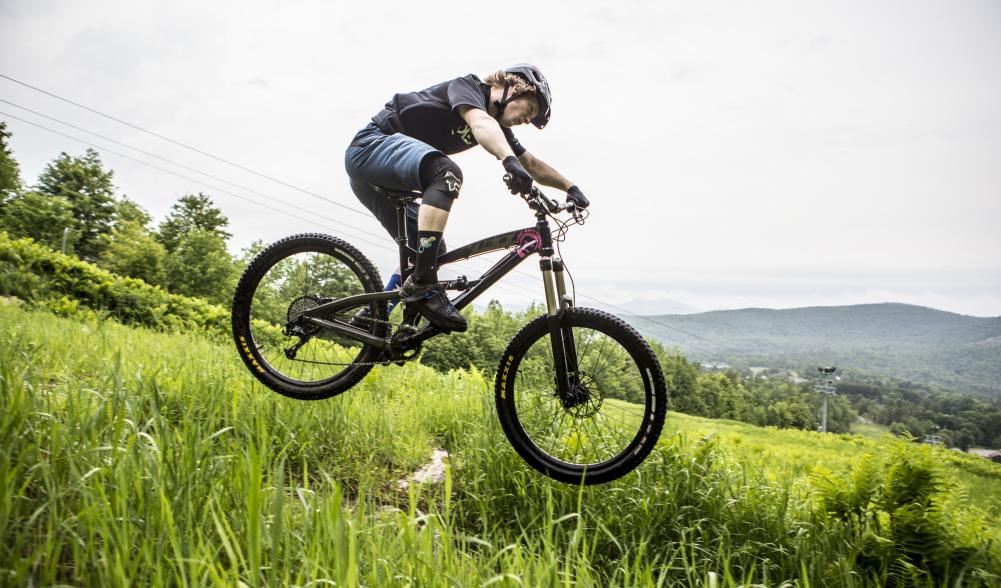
top-left (2, 302), bottom-right (999, 586)
top-left (640, 303), bottom-right (1001, 396)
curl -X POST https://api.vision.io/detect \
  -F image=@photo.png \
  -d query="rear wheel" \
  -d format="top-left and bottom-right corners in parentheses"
top-left (495, 308), bottom-right (667, 484)
top-left (231, 233), bottom-right (388, 400)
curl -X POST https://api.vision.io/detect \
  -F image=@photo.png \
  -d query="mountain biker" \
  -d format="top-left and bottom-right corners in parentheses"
top-left (344, 64), bottom-right (589, 333)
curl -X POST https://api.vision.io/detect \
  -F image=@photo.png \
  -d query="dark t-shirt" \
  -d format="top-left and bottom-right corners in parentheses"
top-left (371, 74), bottom-right (526, 157)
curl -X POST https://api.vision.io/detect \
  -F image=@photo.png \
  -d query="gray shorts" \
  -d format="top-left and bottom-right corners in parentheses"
top-left (344, 123), bottom-right (446, 258)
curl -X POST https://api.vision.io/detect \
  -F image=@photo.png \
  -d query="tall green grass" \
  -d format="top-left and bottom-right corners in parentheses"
top-left (2, 302), bottom-right (998, 586)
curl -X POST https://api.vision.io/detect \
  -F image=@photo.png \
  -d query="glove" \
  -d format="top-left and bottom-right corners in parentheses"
top-left (566, 185), bottom-right (590, 209)
top-left (502, 156), bottom-right (533, 195)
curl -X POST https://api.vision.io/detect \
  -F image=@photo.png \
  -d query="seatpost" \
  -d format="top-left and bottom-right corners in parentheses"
top-left (395, 198), bottom-right (410, 278)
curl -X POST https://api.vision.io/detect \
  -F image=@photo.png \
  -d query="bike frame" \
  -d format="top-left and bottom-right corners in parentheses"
top-left (297, 189), bottom-right (581, 394)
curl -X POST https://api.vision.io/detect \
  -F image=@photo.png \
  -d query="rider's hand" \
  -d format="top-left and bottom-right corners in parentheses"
top-left (502, 156), bottom-right (533, 195)
top-left (566, 185), bottom-right (589, 209)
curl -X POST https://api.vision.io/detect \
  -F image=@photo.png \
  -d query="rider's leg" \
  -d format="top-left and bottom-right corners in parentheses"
top-left (412, 205), bottom-right (448, 283)
top-left (345, 129), bottom-right (463, 329)
top-left (352, 182), bottom-right (451, 317)
top-left (411, 153), bottom-right (460, 285)
top-left (401, 154), bottom-right (467, 331)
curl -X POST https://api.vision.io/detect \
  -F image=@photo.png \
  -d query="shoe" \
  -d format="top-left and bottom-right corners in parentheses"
top-left (400, 277), bottom-right (468, 332)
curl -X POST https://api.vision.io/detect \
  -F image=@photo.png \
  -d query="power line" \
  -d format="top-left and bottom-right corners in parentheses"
top-left (0, 97), bottom-right (370, 221)
top-left (0, 72), bottom-right (368, 217)
top-left (0, 110), bottom-right (390, 251)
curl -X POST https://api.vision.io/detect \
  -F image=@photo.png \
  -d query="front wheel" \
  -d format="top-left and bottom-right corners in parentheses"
top-left (495, 307), bottom-right (668, 485)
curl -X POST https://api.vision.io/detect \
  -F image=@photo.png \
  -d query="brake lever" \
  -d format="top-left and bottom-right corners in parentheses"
top-left (567, 203), bottom-right (584, 223)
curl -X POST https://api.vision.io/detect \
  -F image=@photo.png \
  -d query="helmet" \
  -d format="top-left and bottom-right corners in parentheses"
top-left (497, 63), bottom-right (552, 129)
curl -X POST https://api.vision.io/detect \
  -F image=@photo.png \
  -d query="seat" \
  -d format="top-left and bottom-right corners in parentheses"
top-left (370, 184), bottom-right (420, 202)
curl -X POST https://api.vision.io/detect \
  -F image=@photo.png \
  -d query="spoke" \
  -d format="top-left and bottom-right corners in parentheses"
top-left (515, 387), bottom-right (561, 431)
top-left (537, 398), bottom-right (565, 434)
top-left (586, 414), bottom-right (616, 462)
top-left (577, 328), bottom-right (597, 368)
top-left (303, 252), bottom-right (314, 295)
top-left (548, 409), bottom-right (570, 459)
top-left (511, 318), bottom-right (657, 467)
top-left (593, 407), bottom-right (638, 431)
top-left (309, 341), bottom-right (318, 381)
top-left (532, 405), bottom-right (563, 445)
top-left (570, 418), bottom-right (588, 464)
top-left (586, 335), bottom-right (613, 384)
top-left (595, 409), bottom-right (633, 447)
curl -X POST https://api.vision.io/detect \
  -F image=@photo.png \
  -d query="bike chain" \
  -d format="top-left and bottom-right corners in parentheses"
top-left (285, 312), bottom-right (422, 367)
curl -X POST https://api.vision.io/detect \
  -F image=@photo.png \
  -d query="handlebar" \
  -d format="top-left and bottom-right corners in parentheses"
top-left (503, 174), bottom-right (579, 217)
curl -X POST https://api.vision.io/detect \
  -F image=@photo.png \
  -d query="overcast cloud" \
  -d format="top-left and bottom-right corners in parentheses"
top-left (2, 0), bottom-right (999, 316)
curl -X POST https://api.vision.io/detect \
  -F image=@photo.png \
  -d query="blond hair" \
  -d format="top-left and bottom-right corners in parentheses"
top-left (483, 71), bottom-right (536, 96)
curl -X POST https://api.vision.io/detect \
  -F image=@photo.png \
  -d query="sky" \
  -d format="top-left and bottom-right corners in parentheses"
top-left (2, 0), bottom-right (999, 317)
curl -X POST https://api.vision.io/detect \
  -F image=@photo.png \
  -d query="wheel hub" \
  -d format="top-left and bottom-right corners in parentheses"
top-left (558, 371), bottom-right (602, 418)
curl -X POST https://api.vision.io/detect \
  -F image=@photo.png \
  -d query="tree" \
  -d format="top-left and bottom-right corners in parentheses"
top-left (97, 199), bottom-right (167, 286)
top-left (653, 347), bottom-right (703, 416)
top-left (164, 227), bottom-right (234, 304)
top-left (35, 149), bottom-right (116, 261)
top-left (0, 191), bottom-right (76, 251)
top-left (114, 196), bottom-right (152, 226)
top-left (420, 301), bottom-right (542, 374)
top-left (156, 193), bottom-right (235, 303)
top-left (0, 122), bottom-right (22, 208)
top-left (157, 193), bottom-right (231, 253)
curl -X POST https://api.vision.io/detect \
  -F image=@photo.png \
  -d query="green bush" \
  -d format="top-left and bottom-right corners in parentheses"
top-left (0, 231), bottom-right (228, 335)
top-left (812, 446), bottom-right (999, 585)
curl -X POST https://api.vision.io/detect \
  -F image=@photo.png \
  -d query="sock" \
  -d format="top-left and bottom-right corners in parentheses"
top-left (384, 273), bottom-right (402, 314)
top-left (413, 230), bottom-right (443, 284)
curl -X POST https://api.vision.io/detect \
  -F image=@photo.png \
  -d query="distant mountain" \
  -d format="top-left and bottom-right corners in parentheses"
top-left (635, 303), bottom-right (1001, 397)
top-left (595, 297), bottom-right (702, 316)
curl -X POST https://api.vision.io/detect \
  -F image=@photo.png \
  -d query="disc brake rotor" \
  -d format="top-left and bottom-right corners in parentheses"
top-left (561, 371), bottom-right (602, 418)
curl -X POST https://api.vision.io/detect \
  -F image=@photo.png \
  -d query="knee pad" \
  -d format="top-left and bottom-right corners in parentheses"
top-left (420, 154), bottom-right (463, 211)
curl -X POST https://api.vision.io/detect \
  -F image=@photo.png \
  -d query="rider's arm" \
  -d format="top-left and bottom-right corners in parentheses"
top-left (518, 151), bottom-right (573, 192)
top-left (458, 106), bottom-right (516, 160)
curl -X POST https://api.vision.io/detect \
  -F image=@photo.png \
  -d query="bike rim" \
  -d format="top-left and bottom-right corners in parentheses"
top-left (510, 324), bottom-right (653, 468)
top-left (246, 248), bottom-right (377, 386)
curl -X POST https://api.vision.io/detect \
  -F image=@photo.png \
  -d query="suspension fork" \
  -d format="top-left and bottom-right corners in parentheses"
top-left (541, 257), bottom-right (579, 396)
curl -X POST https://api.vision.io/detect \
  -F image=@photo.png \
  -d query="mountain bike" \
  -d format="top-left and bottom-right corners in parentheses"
top-left (231, 182), bottom-right (667, 484)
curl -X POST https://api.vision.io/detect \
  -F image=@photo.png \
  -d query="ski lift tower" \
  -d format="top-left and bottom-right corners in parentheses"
top-left (814, 366), bottom-right (838, 433)
top-left (924, 425), bottom-right (943, 446)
